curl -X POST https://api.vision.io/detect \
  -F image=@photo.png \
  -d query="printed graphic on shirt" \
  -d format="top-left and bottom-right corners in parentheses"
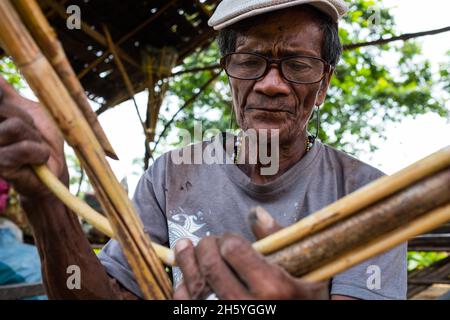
top-left (168, 208), bottom-right (210, 286)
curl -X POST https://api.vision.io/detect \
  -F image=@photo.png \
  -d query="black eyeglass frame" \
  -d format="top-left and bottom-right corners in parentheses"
top-left (220, 52), bottom-right (333, 85)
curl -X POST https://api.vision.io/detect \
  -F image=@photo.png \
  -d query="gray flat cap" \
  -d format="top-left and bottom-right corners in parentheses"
top-left (208, 0), bottom-right (348, 30)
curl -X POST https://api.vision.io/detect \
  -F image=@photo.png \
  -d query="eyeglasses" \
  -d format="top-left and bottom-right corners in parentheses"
top-left (220, 52), bottom-right (331, 84)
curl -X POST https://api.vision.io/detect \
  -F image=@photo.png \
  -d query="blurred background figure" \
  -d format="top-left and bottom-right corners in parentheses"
top-left (0, 178), bottom-right (47, 300)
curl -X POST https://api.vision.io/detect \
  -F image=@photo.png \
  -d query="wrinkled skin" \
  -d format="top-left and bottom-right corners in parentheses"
top-left (0, 77), bottom-right (130, 299)
top-left (174, 233), bottom-right (330, 300)
top-left (231, 9), bottom-right (330, 144)
top-left (0, 77), bottom-right (66, 199)
top-left (229, 6), bottom-right (332, 184)
top-left (173, 7), bottom-right (354, 300)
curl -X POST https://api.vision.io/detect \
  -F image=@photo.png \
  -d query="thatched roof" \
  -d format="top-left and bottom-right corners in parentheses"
top-left (30, 0), bottom-right (219, 111)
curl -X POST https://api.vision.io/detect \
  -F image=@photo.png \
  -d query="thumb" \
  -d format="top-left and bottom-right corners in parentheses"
top-left (248, 206), bottom-right (283, 240)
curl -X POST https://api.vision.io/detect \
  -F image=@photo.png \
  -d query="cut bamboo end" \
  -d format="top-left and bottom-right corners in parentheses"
top-left (253, 146), bottom-right (450, 255)
top-left (32, 164), bottom-right (175, 266)
top-left (302, 203), bottom-right (450, 282)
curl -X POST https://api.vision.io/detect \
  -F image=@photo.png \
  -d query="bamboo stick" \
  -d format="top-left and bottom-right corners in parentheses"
top-left (102, 25), bottom-right (150, 141)
top-left (12, 0), bottom-right (118, 160)
top-left (33, 144), bottom-right (450, 276)
top-left (302, 203), bottom-right (450, 282)
top-left (3, 0), bottom-right (450, 289)
top-left (34, 163), bottom-right (450, 279)
top-left (0, 0), bottom-right (172, 299)
top-left (102, 24), bottom-right (155, 172)
top-left (253, 145), bottom-right (450, 255)
top-left (32, 164), bottom-right (175, 266)
top-left (266, 168), bottom-right (450, 276)
top-left (33, 164), bottom-right (113, 236)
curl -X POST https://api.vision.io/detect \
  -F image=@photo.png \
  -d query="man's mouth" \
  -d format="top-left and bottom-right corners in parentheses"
top-left (245, 107), bottom-right (294, 115)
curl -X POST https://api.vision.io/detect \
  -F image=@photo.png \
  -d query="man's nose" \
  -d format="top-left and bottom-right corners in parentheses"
top-left (253, 66), bottom-right (290, 96)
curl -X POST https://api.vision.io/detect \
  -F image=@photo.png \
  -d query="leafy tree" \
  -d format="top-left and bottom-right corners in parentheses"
top-left (439, 51), bottom-right (450, 93)
top-left (155, 43), bottom-right (231, 152)
top-left (408, 251), bottom-right (448, 272)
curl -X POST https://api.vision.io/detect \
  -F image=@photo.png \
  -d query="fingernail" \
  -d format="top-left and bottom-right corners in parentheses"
top-left (175, 238), bottom-right (189, 253)
top-left (254, 206), bottom-right (275, 227)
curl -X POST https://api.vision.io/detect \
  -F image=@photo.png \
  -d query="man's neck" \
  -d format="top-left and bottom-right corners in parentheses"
top-left (237, 132), bottom-right (308, 184)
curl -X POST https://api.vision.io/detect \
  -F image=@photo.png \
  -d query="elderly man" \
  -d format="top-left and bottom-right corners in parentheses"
top-left (0, 0), bottom-right (406, 300)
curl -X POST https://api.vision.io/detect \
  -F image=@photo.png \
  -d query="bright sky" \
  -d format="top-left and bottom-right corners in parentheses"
top-left (357, 0), bottom-right (450, 173)
top-left (20, 0), bottom-right (450, 195)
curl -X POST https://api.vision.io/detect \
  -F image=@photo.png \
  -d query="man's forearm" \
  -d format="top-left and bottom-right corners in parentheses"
top-left (22, 195), bottom-right (121, 299)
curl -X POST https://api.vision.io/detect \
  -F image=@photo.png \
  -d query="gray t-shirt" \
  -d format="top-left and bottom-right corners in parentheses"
top-left (98, 134), bottom-right (407, 300)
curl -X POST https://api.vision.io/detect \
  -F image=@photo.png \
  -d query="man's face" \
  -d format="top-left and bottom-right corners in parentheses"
top-left (229, 7), bottom-right (331, 144)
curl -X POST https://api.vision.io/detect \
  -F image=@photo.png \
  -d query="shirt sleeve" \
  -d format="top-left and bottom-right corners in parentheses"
top-left (331, 243), bottom-right (408, 300)
top-left (97, 156), bottom-right (169, 298)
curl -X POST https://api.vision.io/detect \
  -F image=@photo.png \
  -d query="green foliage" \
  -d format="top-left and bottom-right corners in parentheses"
top-left (156, 0), bottom-right (449, 157)
top-left (439, 51), bottom-right (450, 93)
top-left (407, 251), bottom-right (448, 272)
top-left (67, 154), bottom-right (82, 187)
top-left (0, 57), bottom-right (24, 89)
top-left (158, 42), bottom-right (230, 150)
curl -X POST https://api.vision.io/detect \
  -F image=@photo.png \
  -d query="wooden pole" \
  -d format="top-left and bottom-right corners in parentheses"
top-left (102, 25), bottom-right (137, 102)
top-left (0, 0), bottom-right (172, 299)
top-left (142, 47), bottom-right (178, 168)
top-left (33, 164), bottom-right (113, 236)
top-left (151, 71), bottom-right (221, 152)
top-left (266, 168), bottom-right (450, 276)
top-left (101, 24), bottom-right (144, 126)
top-left (253, 145), bottom-right (450, 255)
top-left (302, 203), bottom-right (450, 282)
top-left (30, 164), bottom-right (450, 278)
top-left (12, 0), bottom-right (118, 160)
top-left (102, 25), bottom-right (154, 168)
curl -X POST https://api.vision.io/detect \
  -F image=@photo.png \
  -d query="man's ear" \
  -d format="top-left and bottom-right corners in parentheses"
top-left (315, 69), bottom-right (334, 106)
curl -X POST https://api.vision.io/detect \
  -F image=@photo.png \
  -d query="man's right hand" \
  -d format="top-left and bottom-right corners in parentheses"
top-left (0, 77), bottom-right (127, 300)
top-left (0, 76), bottom-right (66, 200)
